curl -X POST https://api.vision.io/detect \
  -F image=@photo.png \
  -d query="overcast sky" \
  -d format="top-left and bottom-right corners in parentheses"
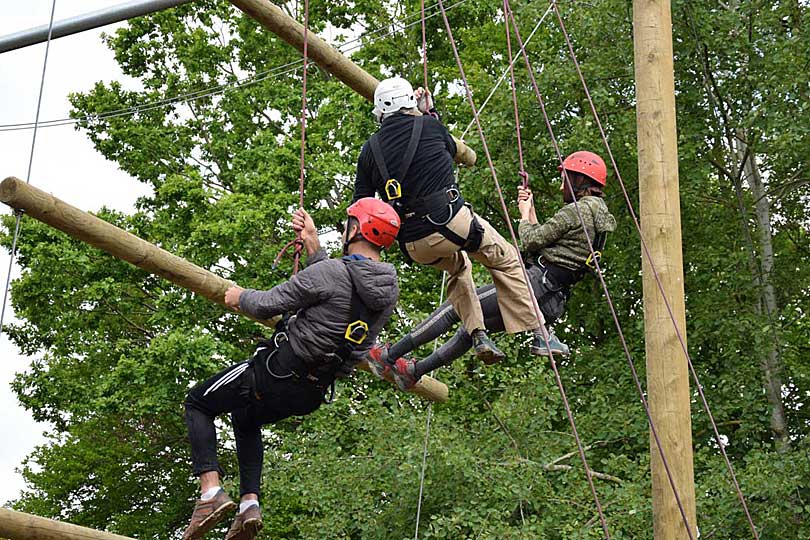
top-left (0, 1), bottom-right (150, 504)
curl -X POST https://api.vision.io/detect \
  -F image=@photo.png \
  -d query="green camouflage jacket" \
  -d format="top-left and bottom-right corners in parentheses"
top-left (518, 196), bottom-right (617, 271)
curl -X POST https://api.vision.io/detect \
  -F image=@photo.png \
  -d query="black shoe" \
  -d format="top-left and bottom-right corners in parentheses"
top-left (472, 329), bottom-right (505, 365)
top-left (530, 331), bottom-right (570, 357)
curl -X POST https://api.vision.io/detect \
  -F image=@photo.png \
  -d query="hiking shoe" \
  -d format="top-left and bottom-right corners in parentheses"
top-left (364, 344), bottom-right (391, 379)
top-left (225, 504), bottom-right (263, 540)
top-left (182, 489), bottom-right (237, 540)
top-left (530, 331), bottom-right (570, 357)
top-left (391, 357), bottom-right (419, 391)
top-left (472, 329), bottom-right (505, 365)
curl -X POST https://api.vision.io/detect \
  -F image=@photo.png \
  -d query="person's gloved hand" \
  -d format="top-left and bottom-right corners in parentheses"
top-left (414, 87), bottom-right (434, 114)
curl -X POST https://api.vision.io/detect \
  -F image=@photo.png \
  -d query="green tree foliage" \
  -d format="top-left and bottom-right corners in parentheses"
top-left (2, 0), bottom-right (808, 538)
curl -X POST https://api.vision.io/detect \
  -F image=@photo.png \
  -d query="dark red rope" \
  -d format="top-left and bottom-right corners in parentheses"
top-left (421, 0), bottom-right (429, 90)
top-left (504, 3), bottom-right (696, 538)
top-left (502, 0), bottom-right (527, 188)
top-left (292, 0), bottom-right (311, 275)
top-left (435, 1), bottom-right (611, 536)
top-left (551, 4), bottom-right (759, 538)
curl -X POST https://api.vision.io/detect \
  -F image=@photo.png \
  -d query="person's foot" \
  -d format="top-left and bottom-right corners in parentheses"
top-left (390, 357), bottom-right (419, 391)
top-left (225, 505), bottom-right (263, 540)
top-left (530, 331), bottom-right (570, 357)
top-left (364, 344), bottom-right (392, 379)
top-left (182, 489), bottom-right (237, 540)
top-left (471, 329), bottom-right (505, 365)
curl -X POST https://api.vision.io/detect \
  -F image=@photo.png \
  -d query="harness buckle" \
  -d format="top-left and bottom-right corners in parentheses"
top-left (273, 331), bottom-right (288, 348)
top-left (385, 178), bottom-right (402, 200)
top-left (344, 320), bottom-right (369, 345)
top-left (586, 251), bottom-right (602, 270)
top-left (447, 187), bottom-right (460, 203)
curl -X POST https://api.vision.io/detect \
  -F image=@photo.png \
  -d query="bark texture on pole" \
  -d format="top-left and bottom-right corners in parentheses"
top-left (0, 177), bottom-right (448, 402)
top-left (0, 508), bottom-right (134, 540)
top-left (632, 1), bottom-right (698, 539)
top-left (229, 0), bottom-right (477, 167)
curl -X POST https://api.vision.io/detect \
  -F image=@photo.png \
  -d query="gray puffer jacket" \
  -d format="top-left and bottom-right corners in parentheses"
top-left (239, 249), bottom-right (399, 368)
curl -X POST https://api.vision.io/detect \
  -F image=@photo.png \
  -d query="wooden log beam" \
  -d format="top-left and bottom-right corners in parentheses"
top-left (632, 0), bottom-right (698, 538)
top-left (229, 0), bottom-right (477, 168)
top-left (0, 177), bottom-right (448, 402)
top-left (0, 508), bottom-right (133, 540)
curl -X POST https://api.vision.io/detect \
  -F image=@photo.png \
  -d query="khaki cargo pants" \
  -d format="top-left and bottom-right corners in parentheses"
top-left (403, 205), bottom-right (543, 334)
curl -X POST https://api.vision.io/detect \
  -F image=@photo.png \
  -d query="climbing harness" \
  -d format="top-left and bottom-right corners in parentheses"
top-left (368, 115), bottom-right (483, 252)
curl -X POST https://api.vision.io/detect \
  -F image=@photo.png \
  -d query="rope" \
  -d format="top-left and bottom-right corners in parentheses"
top-left (504, 4), bottom-right (696, 537)
top-left (291, 0), bottom-right (310, 275)
top-left (501, 0), bottom-right (527, 188)
top-left (0, 0), bottom-right (58, 342)
top-left (435, 1), bottom-right (611, 536)
top-left (413, 271), bottom-right (447, 540)
top-left (420, 0), bottom-right (429, 90)
top-left (550, 5), bottom-right (759, 537)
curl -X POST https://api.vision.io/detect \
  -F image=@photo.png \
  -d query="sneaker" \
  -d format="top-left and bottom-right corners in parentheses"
top-left (471, 329), bottom-right (505, 365)
top-left (530, 331), bottom-right (570, 357)
top-left (181, 489), bottom-right (237, 540)
top-left (225, 504), bottom-right (263, 540)
top-left (364, 344), bottom-right (391, 379)
top-left (391, 357), bottom-right (419, 391)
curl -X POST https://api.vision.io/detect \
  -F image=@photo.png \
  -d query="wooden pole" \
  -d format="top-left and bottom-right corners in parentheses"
top-left (0, 177), bottom-right (448, 402)
top-left (0, 508), bottom-right (134, 540)
top-left (632, 1), bottom-right (698, 539)
top-left (229, 0), bottom-right (477, 168)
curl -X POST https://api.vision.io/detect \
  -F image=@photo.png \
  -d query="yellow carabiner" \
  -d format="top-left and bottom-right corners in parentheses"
top-left (586, 250), bottom-right (602, 270)
top-left (344, 320), bottom-right (370, 345)
top-left (385, 178), bottom-right (402, 200)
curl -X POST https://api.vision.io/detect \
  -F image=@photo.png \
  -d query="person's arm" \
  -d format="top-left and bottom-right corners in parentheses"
top-left (234, 263), bottom-right (333, 320)
top-left (518, 203), bottom-right (579, 252)
top-left (352, 143), bottom-right (377, 202)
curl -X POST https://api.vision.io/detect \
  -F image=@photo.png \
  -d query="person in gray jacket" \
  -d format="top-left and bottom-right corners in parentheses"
top-left (181, 199), bottom-right (400, 540)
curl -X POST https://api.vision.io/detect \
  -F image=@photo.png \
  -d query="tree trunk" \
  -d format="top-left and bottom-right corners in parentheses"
top-left (736, 134), bottom-right (791, 451)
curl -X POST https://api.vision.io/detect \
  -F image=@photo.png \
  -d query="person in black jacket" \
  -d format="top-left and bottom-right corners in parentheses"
top-left (181, 200), bottom-right (400, 540)
top-left (354, 77), bottom-right (549, 373)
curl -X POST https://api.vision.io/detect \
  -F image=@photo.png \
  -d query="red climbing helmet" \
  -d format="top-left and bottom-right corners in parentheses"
top-left (346, 198), bottom-right (401, 249)
top-left (558, 151), bottom-right (608, 187)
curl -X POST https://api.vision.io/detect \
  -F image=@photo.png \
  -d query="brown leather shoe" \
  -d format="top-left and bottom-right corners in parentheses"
top-left (225, 505), bottom-right (263, 540)
top-left (182, 489), bottom-right (237, 540)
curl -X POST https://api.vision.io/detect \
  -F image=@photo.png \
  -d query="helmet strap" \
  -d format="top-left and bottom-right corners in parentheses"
top-left (343, 219), bottom-right (361, 255)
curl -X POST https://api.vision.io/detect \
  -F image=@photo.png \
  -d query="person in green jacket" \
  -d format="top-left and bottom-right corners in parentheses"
top-left (367, 151), bottom-right (617, 390)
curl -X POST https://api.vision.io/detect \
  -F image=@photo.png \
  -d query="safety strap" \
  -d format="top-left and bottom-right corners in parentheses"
top-left (332, 259), bottom-right (382, 364)
top-left (369, 115), bottom-right (425, 202)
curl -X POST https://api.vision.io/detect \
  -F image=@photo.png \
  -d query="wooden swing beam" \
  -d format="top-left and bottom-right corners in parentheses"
top-left (0, 177), bottom-right (449, 403)
top-left (229, 0), bottom-right (478, 168)
top-left (0, 508), bottom-right (134, 540)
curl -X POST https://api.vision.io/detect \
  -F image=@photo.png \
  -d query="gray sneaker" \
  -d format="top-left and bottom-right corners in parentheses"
top-left (530, 331), bottom-right (570, 357)
top-left (471, 329), bottom-right (505, 365)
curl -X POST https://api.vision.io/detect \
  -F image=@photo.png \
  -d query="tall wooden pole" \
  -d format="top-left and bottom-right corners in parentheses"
top-left (0, 177), bottom-right (448, 403)
top-left (632, 1), bottom-right (698, 538)
top-left (229, 0), bottom-right (477, 167)
top-left (0, 508), bottom-right (134, 540)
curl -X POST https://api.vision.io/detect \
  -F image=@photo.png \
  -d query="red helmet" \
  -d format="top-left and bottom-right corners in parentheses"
top-left (558, 151), bottom-right (607, 187)
top-left (347, 198), bottom-right (401, 249)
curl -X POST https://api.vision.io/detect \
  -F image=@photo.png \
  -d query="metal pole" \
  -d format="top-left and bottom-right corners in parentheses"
top-left (632, 0), bottom-right (698, 538)
top-left (0, 0), bottom-right (193, 54)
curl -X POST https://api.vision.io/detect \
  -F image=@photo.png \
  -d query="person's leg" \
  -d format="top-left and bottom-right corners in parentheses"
top-left (468, 214), bottom-right (544, 334)
top-left (231, 408), bottom-right (263, 500)
top-left (182, 362), bottom-right (253, 540)
top-left (388, 298), bottom-right (460, 360)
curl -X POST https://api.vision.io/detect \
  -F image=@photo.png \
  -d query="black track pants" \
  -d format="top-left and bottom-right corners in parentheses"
top-left (184, 360), bottom-right (323, 497)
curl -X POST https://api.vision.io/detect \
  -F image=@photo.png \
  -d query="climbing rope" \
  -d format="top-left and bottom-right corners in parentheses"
top-left (435, 1), bottom-right (611, 536)
top-left (503, 2), bottom-right (697, 537)
top-left (420, 0), bottom-right (429, 91)
top-left (292, 0), bottom-right (311, 274)
top-left (502, 0), bottom-right (527, 188)
top-left (549, 4), bottom-right (760, 537)
top-left (0, 0), bottom-right (58, 342)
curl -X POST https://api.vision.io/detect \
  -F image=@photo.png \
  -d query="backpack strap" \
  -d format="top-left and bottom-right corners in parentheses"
top-left (368, 116), bottom-right (424, 203)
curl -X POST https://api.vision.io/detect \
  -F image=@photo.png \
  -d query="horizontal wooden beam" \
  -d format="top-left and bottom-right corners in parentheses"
top-left (230, 0), bottom-right (477, 167)
top-left (0, 177), bottom-right (448, 402)
top-left (0, 508), bottom-right (133, 540)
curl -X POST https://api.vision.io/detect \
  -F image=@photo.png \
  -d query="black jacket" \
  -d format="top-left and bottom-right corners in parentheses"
top-left (353, 113), bottom-right (458, 242)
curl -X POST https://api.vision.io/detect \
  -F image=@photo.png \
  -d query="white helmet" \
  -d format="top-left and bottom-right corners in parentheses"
top-left (374, 77), bottom-right (416, 116)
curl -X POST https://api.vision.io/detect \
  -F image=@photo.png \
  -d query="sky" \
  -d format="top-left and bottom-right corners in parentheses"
top-left (0, 1), bottom-right (150, 505)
